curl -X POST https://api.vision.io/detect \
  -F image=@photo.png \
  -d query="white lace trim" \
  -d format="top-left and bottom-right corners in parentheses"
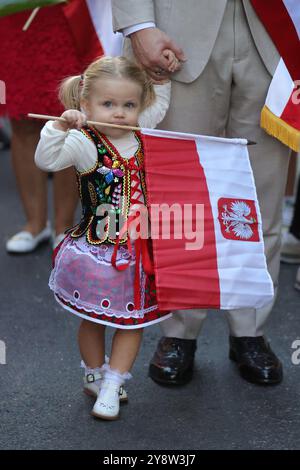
top-left (65, 237), bottom-right (136, 266)
top-left (50, 283), bottom-right (158, 319)
top-left (54, 295), bottom-right (172, 329)
top-left (102, 363), bottom-right (132, 382)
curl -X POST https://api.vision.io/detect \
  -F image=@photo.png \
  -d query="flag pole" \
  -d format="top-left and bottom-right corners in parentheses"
top-left (28, 113), bottom-right (141, 131)
top-left (28, 113), bottom-right (256, 144)
top-left (23, 8), bottom-right (40, 31)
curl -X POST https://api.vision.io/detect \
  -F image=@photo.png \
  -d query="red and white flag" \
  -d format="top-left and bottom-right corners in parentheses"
top-left (251, 0), bottom-right (300, 151)
top-left (62, 0), bottom-right (123, 65)
top-left (142, 128), bottom-right (274, 311)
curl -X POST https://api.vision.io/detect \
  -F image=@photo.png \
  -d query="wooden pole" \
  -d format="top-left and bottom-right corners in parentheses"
top-left (28, 113), bottom-right (256, 145)
top-left (28, 113), bottom-right (141, 131)
top-left (23, 8), bottom-right (40, 31)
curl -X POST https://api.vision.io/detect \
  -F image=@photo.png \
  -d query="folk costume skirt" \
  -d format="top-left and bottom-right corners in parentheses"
top-left (49, 234), bottom-right (171, 329)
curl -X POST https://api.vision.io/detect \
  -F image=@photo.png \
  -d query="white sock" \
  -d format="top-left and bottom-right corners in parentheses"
top-left (100, 364), bottom-right (132, 390)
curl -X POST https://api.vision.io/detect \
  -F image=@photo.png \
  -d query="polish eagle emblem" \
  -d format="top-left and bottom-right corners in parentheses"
top-left (219, 199), bottom-right (258, 241)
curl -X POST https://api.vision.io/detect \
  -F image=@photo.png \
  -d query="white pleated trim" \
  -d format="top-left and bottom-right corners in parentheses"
top-left (54, 294), bottom-right (172, 330)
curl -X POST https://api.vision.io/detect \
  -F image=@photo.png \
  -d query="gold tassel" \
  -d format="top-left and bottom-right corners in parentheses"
top-left (261, 106), bottom-right (300, 152)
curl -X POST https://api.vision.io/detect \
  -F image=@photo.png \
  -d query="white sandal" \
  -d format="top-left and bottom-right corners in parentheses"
top-left (91, 380), bottom-right (121, 420)
top-left (81, 360), bottom-right (128, 402)
top-left (91, 365), bottom-right (132, 421)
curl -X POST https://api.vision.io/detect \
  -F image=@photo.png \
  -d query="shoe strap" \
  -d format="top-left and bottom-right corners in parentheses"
top-left (84, 372), bottom-right (102, 384)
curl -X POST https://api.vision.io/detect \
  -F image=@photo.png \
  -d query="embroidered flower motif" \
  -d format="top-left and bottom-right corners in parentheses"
top-left (97, 166), bottom-right (124, 183)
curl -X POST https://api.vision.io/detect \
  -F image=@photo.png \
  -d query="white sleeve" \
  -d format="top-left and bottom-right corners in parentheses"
top-left (122, 22), bottom-right (156, 36)
top-left (138, 81), bottom-right (171, 129)
top-left (35, 121), bottom-right (91, 172)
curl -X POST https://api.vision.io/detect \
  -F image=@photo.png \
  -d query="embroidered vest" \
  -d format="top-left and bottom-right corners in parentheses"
top-left (67, 126), bottom-right (147, 245)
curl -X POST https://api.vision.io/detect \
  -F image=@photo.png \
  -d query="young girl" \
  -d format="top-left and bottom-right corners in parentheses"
top-left (35, 54), bottom-right (178, 421)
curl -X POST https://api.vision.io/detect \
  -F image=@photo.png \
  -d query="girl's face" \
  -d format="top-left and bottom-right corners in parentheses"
top-left (82, 77), bottom-right (143, 139)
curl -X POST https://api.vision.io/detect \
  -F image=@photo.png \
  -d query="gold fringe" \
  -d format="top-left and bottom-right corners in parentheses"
top-left (261, 106), bottom-right (300, 152)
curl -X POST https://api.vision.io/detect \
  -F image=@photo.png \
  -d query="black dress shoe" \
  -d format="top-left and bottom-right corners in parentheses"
top-left (149, 337), bottom-right (197, 386)
top-left (229, 336), bottom-right (283, 385)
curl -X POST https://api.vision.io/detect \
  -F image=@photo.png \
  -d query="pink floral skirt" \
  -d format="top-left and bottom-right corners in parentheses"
top-left (50, 235), bottom-right (171, 329)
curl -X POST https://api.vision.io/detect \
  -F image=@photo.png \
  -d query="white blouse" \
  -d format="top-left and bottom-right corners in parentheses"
top-left (35, 82), bottom-right (171, 173)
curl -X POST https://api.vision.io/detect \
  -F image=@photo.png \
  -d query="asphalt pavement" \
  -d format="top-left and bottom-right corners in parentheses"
top-left (0, 146), bottom-right (300, 450)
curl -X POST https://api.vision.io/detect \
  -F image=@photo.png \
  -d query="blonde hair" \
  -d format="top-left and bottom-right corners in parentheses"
top-left (59, 56), bottom-right (155, 112)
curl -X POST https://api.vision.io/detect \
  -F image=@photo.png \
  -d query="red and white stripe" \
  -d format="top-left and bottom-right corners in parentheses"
top-left (142, 128), bottom-right (273, 312)
top-left (283, 0), bottom-right (300, 41)
top-left (251, 0), bottom-right (300, 151)
top-left (85, 0), bottom-right (124, 57)
top-left (62, 0), bottom-right (123, 66)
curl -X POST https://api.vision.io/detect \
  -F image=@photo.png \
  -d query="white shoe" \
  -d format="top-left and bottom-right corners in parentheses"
top-left (91, 380), bottom-right (121, 420)
top-left (6, 222), bottom-right (52, 253)
top-left (83, 371), bottom-right (102, 398)
top-left (83, 372), bottom-right (128, 402)
top-left (281, 232), bottom-right (300, 264)
top-left (52, 232), bottom-right (66, 250)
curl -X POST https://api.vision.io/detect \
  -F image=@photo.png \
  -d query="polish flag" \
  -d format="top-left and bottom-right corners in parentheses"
top-left (251, 0), bottom-right (300, 151)
top-left (142, 128), bottom-right (274, 311)
top-left (62, 0), bottom-right (124, 64)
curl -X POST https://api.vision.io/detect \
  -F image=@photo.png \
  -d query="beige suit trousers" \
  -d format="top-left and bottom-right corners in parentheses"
top-left (159, 0), bottom-right (291, 338)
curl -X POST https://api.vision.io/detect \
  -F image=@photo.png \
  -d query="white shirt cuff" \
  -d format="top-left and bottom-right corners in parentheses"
top-left (123, 22), bottom-right (156, 37)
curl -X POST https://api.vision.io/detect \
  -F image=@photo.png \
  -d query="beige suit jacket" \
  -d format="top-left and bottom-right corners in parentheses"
top-left (111, 0), bottom-right (280, 83)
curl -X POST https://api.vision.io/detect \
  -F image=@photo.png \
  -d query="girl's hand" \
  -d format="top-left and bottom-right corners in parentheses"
top-left (53, 110), bottom-right (87, 132)
top-left (130, 27), bottom-right (185, 82)
top-left (162, 49), bottom-right (180, 73)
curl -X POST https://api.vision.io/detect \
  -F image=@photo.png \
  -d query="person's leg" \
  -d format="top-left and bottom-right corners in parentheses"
top-left (92, 328), bottom-right (143, 420)
top-left (78, 319), bottom-right (106, 368)
top-left (149, 0), bottom-right (235, 385)
top-left (53, 168), bottom-right (78, 237)
top-left (224, 0), bottom-right (290, 384)
top-left (78, 320), bottom-right (128, 402)
top-left (289, 175), bottom-right (300, 239)
top-left (109, 328), bottom-right (143, 373)
top-left (281, 168), bottom-right (300, 264)
top-left (78, 320), bottom-right (106, 399)
top-left (10, 118), bottom-right (48, 235)
top-left (288, 175), bottom-right (300, 289)
top-left (225, 0), bottom-right (290, 337)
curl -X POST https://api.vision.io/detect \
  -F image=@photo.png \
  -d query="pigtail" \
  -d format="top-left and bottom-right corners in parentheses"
top-left (142, 77), bottom-right (156, 110)
top-left (58, 75), bottom-right (82, 110)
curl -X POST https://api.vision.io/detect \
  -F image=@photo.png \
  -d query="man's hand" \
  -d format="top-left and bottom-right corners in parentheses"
top-left (130, 27), bottom-right (186, 82)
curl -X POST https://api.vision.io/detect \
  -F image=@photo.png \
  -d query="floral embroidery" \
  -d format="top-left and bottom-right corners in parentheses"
top-left (66, 126), bottom-right (147, 246)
